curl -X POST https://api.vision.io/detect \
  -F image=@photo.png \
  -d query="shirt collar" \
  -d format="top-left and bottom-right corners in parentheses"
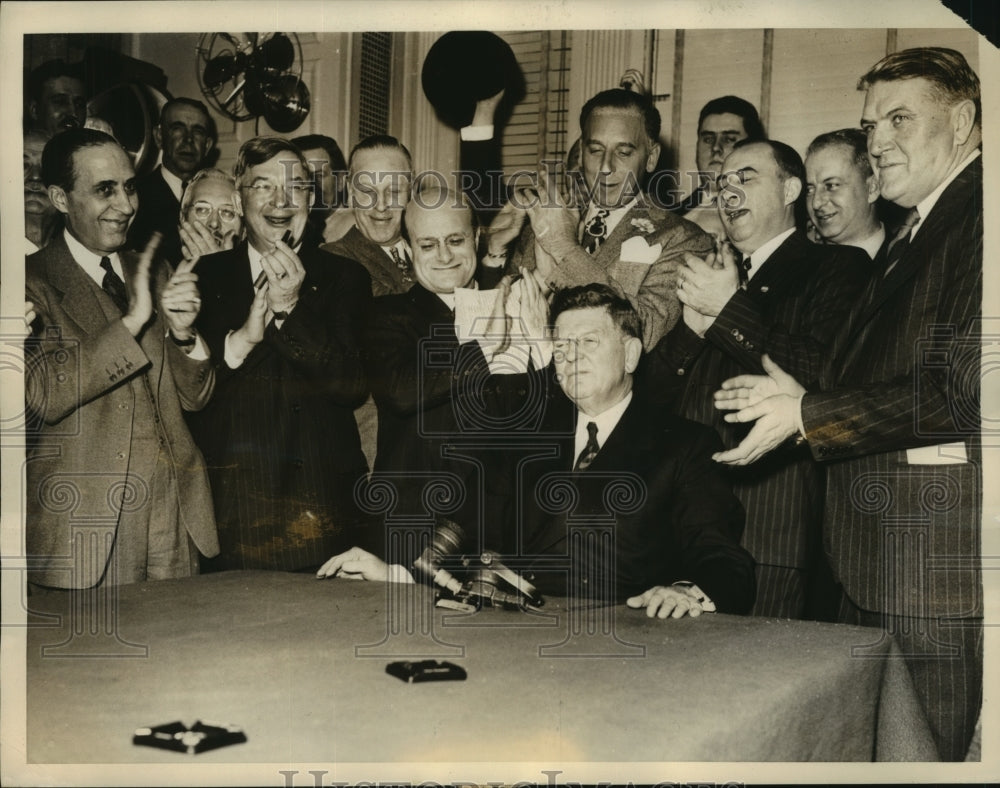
top-left (743, 226), bottom-right (796, 280)
top-left (913, 149), bottom-right (979, 239)
top-left (574, 390), bottom-right (632, 461)
top-left (160, 166), bottom-right (185, 202)
top-left (63, 228), bottom-right (124, 287)
top-left (381, 239), bottom-right (411, 260)
top-left (854, 223), bottom-right (886, 261)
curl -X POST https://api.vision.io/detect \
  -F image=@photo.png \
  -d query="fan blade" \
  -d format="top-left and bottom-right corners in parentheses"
top-left (254, 33), bottom-right (295, 72)
top-left (204, 53), bottom-right (244, 88)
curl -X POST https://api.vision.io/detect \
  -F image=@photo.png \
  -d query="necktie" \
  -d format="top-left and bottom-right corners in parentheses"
top-left (100, 256), bottom-right (129, 313)
top-left (737, 254), bottom-right (751, 290)
top-left (388, 245), bottom-right (413, 283)
top-left (882, 207), bottom-right (920, 278)
top-left (574, 421), bottom-right (600, 471)
top-left (583, 209), bottom-right (610, 254)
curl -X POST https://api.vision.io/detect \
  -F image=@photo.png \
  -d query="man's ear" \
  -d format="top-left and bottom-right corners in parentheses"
top-left (48, 185), bottom-right (69, 215)
top-left (645, 141), bottom-right (661, 174)
top-left (28, 100), bottom-right (40, 124)
top-left (783, 176), bottom-right (803, 206)
top-left (950, 99), bottom-right (976, 147)
top-left (865, 172), bottom-right (880, 205)
top-left (153, 123), bottom-right (163, 151)
top-left (623, 335), bottom-right (643, 374)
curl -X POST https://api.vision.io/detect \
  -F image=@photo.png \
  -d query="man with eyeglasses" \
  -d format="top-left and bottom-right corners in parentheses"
top-left (177, 168), bottom-right (243, 261)
top-left (128, 97), bottom-right (217, 264)
top-left (320, 282), bottom-right (756, 619)
top-left (188, 136), bottom-right (376, 573)
top-left (640, 139), bottom-right (870, 619)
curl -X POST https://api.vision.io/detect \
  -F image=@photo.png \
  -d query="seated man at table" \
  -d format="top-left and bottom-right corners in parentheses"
top-left (321, 283), bottom-right (755, 618)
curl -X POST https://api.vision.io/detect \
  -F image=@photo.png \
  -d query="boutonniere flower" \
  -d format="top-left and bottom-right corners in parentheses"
top-left (630, 217), bottom-right (656, 234)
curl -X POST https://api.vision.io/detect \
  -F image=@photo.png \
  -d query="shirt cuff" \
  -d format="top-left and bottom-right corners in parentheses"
top-left (224, 330), bottom-right (248, 369)
top-left (387, 564), bottom-right (415, 584)
top-left (795, 392), bottom-right (807, 441)
top-left (671, 581), bottom-right (717, 613)
top-left (460, 124), bottom-right (494, 141)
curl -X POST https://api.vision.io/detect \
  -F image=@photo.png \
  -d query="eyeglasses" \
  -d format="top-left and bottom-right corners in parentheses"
top-left (552, 332), bottom-right (603, 360)
top-left (240, 181), bottom-right (314, 201)
top-left (188, 201), bottom-right (238, 224)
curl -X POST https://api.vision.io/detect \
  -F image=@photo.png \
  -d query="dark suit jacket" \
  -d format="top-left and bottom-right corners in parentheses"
top-left (801, 156), bottom-right (983, 619)
top-left (363, 283), bottom-right (536, 552)
top-left (24, 235), bottom-right (218, 587)
top-left (189, 240), bottom-right (373, 570)
top-left (128, 167), bottom-right (183, 263)
top-left (513, 392), bottom-right (755, 612)
top-left (640, 230), bottom-right (872, 570)
top-left (512, 199), bottom-right (713, 350)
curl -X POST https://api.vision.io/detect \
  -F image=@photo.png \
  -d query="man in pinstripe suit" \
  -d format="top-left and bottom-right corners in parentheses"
top-left (713, 48), bottom-right (982, 761)
top-left (189, 137), bottom-right (374, 573)
top-left (640, 139), bottom-right (871, 619)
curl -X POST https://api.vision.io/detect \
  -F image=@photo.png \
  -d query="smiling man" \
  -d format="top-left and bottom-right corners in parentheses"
top-left (177, 167), bottom-right (242, 259)
top-left (805, 128), bottom-right (884, 259)
top-left (128, 98), bottom-right (217, 264)
top-left (322, 135), bottom-right (414, 297)
top-left (711, 48), bottom-right (983, 761)
top-left (488, 88), bottom-right (712, 351)
top-left (189, 136), bottom-right (374, 573)
top-left (25, 127), bottom-right (218, 589)
top-left (639, 138), bottom-right (869, 618)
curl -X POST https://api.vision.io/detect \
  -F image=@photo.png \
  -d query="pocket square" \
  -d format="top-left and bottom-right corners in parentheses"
top-left (620, 235), bottom-right (662, 264)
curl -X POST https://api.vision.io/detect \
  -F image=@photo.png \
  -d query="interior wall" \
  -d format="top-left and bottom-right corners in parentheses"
top-left (124, 26), bottom-right (979, 181)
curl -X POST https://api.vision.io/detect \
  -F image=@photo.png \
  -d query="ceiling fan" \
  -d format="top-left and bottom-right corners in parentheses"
top-left (195, 33), bottom-right (310, 133)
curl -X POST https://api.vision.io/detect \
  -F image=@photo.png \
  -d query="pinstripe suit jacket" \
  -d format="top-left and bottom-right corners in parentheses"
top-left (25, 235), bottom-right (218, 588)
top-left (640, 230), bottom-right (872, 569)
top-left (801, 156), bottom-right (983, 618)
top-left (189, 240), bottom-right (374, 570)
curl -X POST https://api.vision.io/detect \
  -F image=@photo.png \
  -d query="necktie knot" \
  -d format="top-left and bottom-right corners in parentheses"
top-left (583, 209), bottom-right (611, 254)
top-left (575, 421), bottom-right (601, 471)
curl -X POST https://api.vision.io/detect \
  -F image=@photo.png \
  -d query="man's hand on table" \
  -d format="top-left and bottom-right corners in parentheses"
top-left (316, 547), bottom-right (413, 583)
top-left (627, 584), bottom-right (716, 619)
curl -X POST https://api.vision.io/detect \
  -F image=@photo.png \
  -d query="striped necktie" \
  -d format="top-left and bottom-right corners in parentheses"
top-left (882, 207), bottom-right (920, 278)
top-left (574, 421), bottom-right (600, 470)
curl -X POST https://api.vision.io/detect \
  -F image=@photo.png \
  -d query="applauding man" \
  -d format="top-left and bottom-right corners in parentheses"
top-left (712, 48), bottom-right (983, 761)
top-left (190, 137), bottom-right (374, 573)
top-left (25, 128), bottom-right (218, 589)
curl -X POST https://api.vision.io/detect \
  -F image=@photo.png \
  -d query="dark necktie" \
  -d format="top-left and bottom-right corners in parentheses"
top-left (882, 207), bottom-right (920, 277)
top-left (737, 254), bottom-right (751, 290)
top-left (100, 256), bottom-right (129, 313)
top-left (388, 245), bottom-right (413, 283)
top-left (583, 209), bottom-right (610, 254)
top-left (574, 421), bottom-right (600, 471)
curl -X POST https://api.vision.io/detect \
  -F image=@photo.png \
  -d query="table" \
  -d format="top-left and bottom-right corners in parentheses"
top-left (24, 571), bottom-right (937, 764)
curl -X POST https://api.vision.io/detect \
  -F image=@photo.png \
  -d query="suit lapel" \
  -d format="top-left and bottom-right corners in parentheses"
top-left (45, 235), bottom-right (122, 333)
top-left (846, 158), bottom-right (979, 344)
top-left (594, 204), bottom-right (644, 268)
top-left (747, 230), bottom-right (804, 294)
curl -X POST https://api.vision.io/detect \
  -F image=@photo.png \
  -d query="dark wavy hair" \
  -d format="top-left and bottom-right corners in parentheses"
top-left (41, 127), bottom-right (122, 191)
top-left (550, 283), bottom-right (642, 341)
